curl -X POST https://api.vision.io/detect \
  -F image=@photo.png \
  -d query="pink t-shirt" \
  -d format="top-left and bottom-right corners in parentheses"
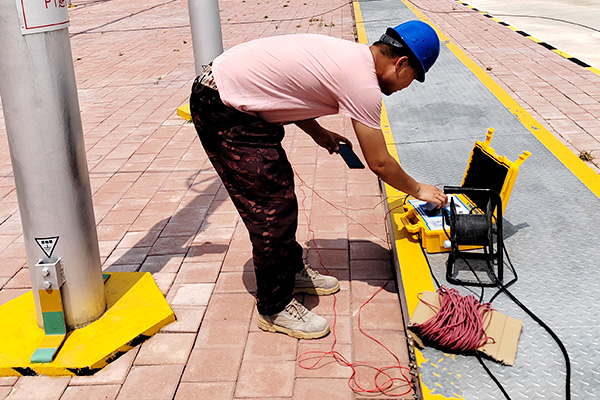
top-left (212, 34), bottom-right (382, 129)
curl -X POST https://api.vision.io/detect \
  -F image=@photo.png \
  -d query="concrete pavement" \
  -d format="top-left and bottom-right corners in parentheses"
top-left (463, 0), bottom-right (600, 69)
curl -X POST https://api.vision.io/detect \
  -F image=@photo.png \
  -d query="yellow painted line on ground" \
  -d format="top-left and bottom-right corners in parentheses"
top-left (588, 66), bottom-right (600, 75)
top-left (352, 0), bottom-right (368, 44)
top-left (352, 1), bottom-right (459, 398)
top-left (403, 0), bottom-right (600, 198)
top-left (527, 35), bottom-right (544, 44)
top-left (359, 8), bottom-right (437, 312)
top-left (380, 106), bottom-right (437, 313)
top-left (552, 49), bottom-right (574, 58)
top-left (455, 0), bottom-right (600, 78)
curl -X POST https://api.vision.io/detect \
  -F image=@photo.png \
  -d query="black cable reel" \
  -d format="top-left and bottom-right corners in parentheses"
top-left (442, 187), bottom-right (504, 287)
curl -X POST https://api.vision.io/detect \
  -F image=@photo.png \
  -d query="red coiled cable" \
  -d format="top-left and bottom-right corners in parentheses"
top-left (412, 286), bottom-right (495, 352)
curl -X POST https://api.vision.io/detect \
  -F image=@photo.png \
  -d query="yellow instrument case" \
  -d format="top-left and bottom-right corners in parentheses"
top-left (399, 128), bottom-right (531, 253)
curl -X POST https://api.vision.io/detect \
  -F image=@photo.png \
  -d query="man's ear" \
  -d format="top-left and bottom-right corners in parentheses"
top-left (395, 56), bottom-right (410, 71)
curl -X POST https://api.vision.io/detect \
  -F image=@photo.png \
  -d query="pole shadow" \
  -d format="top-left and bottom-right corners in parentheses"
top-left (104, 172), bottom-right (230, 274)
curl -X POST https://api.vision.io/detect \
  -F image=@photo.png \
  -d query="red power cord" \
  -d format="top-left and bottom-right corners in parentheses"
top-left (293, 168), bottom-right (414, 397)
top-left (412, 286), bottom-right (495, 352)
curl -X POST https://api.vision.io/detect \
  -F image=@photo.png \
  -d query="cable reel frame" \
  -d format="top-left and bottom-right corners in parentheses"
top-left (443, 186), bottom-right (503, 287)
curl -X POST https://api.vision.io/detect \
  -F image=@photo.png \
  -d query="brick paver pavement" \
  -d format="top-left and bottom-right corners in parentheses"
top-left (0, 0), bottom-right (415, 399)
top-left (0, 0), bottom-right (599, 399)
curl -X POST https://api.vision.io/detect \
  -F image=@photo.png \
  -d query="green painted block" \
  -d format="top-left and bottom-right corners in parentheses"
top-left (42, 312), bottom-right (66, 335)
top-left (30, 348), bottom-right (57, 364)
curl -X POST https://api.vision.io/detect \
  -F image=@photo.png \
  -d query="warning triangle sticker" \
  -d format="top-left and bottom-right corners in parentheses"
top-left (35, 236), bottom-right (59, 258)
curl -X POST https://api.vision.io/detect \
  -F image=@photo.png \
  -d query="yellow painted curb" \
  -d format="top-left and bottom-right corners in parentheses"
top-left (352, 0), bottom-right (368, 44)
top-left (0, 272), bottom-right (175, 376)
top-left (352, 1), bottom-right (459, 397)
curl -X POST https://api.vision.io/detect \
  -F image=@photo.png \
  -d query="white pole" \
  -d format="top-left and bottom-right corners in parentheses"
top-left (0, 0), bottom-right (106, 329)
top-left (188, 0), bottom-right (224, 75)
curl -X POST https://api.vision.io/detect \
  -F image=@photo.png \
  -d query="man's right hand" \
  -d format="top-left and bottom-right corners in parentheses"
top-left (414, 183), bottom-right (448, 208)
top-left (294, 119), bottom-right (351, 154)
top-left (351, 119), bottom-right (448, 207)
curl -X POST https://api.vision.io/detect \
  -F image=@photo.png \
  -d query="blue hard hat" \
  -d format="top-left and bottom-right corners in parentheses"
top-left (383, 21), bottom-right (440, 82)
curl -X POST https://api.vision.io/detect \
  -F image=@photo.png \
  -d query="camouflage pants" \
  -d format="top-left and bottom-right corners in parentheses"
top-left (190, 78), bottom-right (304, 315)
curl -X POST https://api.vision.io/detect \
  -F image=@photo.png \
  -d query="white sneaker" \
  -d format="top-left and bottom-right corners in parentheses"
top-left (293, 263), bottom-right (340, 295)
top-left (257, 298), bottom-right (330, 339)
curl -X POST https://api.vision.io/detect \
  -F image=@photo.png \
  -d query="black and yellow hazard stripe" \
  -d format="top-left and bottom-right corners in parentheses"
top-left (456, 0), bottom-right (600, 76)
top-left (0, 272), bottom-right (175, 377)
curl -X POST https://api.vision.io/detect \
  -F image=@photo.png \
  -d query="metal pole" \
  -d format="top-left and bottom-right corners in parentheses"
top-left (0, 0), bottom-right (106, 329)
top-left (188, 0), bottom-right (224, 75)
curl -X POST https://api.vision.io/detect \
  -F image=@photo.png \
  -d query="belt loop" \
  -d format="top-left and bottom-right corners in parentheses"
top-left (201, 61), bottom-right (213, 73)
top-left (199, 62), bottom-right (218, 91)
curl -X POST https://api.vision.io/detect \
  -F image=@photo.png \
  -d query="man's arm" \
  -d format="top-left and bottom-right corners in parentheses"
top-left (294, 119), bottom-right (351, 154)
top-left (351, 119), bottom-right (448, 207)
